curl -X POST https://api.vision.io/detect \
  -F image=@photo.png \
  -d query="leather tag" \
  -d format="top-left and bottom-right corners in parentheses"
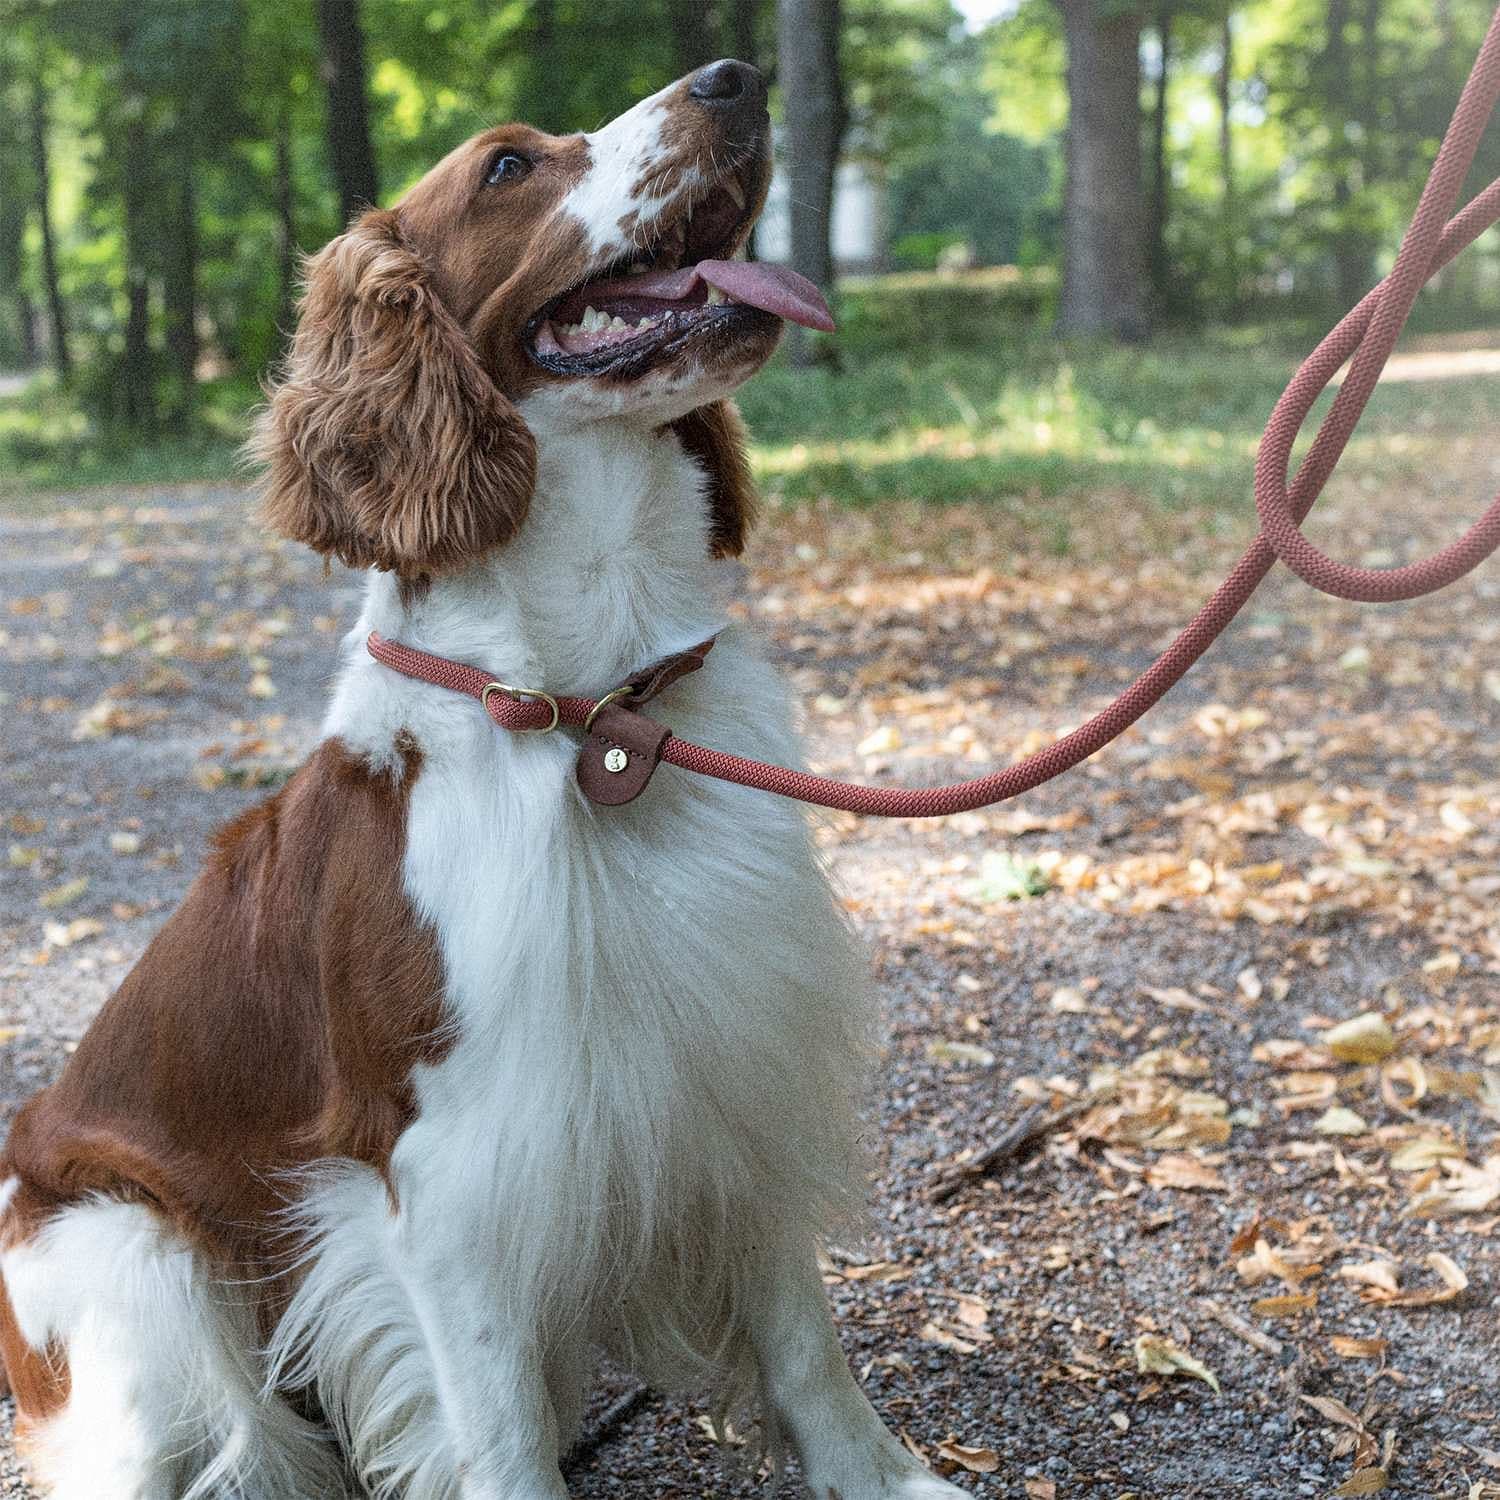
top-left (576, 705), bottom-right (671, 806)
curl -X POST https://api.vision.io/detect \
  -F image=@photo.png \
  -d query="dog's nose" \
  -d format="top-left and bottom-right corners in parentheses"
top-left (689, 60), bottom-right (768, 113)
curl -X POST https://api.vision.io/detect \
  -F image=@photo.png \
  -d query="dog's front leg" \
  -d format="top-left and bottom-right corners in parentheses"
top-left (746, 1236), bottom-right (968, 1499)
top-left (391, 1198), bottom-right (575, 1499)
top-left (395, 1232), bottom-right (573, 1500)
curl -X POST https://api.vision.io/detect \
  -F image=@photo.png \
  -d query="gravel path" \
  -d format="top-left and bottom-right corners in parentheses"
top-left (1, 430), bottom-right (1496, 1497)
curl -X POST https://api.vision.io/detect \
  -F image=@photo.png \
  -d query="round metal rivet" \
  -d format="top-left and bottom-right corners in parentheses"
top-left (603, 747), bottom-right (629, 774)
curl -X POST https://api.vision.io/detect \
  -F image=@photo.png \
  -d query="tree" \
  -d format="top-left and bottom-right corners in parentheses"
top-left (1054, 0), bottom-right (1149, 339)
top-left (28, 77), bottom-right (71, 379)
top-left (1147, 6), bottom-right (1173, 307)
top-left (669, 0), bottom-right (721, 74)
top-left (777, 0), bottom-right (845, 366)
top-left (317, 0), bottom-right (380, 221)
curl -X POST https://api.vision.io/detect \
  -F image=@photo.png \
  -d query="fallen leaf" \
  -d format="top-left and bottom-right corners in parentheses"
top-left (1329, 1335), bottom-right (1388, 1360)
top-left (1339, 1260), bottom-right (1401, 1295)
top-left (1252, 1293), bottom-right (1316, 1318)
top-left (919, 1322), bottom-right (977, 1355)
top-left (1388, 1137), bottom-right (1465, 1172)
top-left (1314, 1106), bottom-right (1369, 1137)
top-left (856, 725), bottom-right (901, 756)
top-left (1299, 1394), bottom-right (1365, 1430)
top-left (1333, 1468), bottom-right (1388, 1496)
top-left (1024, 1482), bottom-right (1057, 1500)
top-left (934, 1441), bottom-right (1000, 1475)
top-left (1146, 1153), bottom-right (1228, 1192)
top-left (1326, 1013), bottom-right (1396, 1064)
top-left (39, 877), bottom-right (88, 909)
top-left (42, 918), bottom-right (104, 949)
top-left (1134, 1334), bottom-right (1220, 1393)
top-left (926, 1040), bottom-right (996, 1068)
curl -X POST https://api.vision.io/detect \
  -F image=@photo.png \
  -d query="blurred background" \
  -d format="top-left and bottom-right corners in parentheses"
top-left (0, 0), bottom-right (1497, 498)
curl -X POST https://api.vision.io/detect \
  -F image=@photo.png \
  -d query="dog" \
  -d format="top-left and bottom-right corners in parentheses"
top-left (0, 62), bottom-right (967, 1500)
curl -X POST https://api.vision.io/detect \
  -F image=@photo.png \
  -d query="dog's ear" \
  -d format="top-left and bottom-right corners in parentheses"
top-left (670, 399), bottom-right (759, 558)
top-left (250, 210), bottom-right (535, 576)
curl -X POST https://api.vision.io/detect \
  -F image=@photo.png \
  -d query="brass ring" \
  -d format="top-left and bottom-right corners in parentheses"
top-left (583, 685), bottom-right (636, 734)
top-left (481, 681), bottom-right (560, 734)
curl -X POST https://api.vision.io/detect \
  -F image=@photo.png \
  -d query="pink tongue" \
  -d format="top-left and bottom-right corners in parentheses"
top-left (584, 260), bottom-right (835, 333)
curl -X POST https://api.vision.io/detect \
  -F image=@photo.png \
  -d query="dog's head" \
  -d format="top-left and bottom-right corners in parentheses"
top-left (252, 61), bottom-right (830, 577)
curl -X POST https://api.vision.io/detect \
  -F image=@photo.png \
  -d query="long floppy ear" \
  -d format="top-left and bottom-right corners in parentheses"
top-left (250, 210), bottom-right (535, 576)
top-left (670, 400), bottom-right (759, 558)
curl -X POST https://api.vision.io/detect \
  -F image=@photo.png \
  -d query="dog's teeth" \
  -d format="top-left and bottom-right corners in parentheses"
top-left (609, 315), bottom-right (629, 331)
top-left (706, 287), bottom-right (727, 306)
top-left (581, 306), bottom-right (606, 332)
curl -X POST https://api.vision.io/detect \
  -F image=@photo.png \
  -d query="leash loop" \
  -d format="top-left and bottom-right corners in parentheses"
top-left (1252, 14), bottom-right (1500, 602)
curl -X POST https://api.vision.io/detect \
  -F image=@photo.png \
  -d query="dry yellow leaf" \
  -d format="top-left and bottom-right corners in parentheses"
top-left (1330, 1335), bottom-right (1388, 1360)
top-left (856, 725), bottom-right (901, 756)
top-left (919, 1322), bottom-right (977, 1355)
top-left (1133, 1334), bottom-right (1220, 1393)
top-left (1333, 1467), bottom-right (1388, 1496)
top-left (39, 876), bottom-right (88, 909)
top-left (1146, 1153), bottom-right (1228, 1192)
top-left (1314, 1106), bottom-right (1369, 1137)
top-left (934, 1441), bottom-right (1000, 1475)
top-left (925, 1039), bottom-right (996, 1068)
top-left (1388, 1137), bottom-right (1465, 1172)
top-left (1339, 1260), bottom-right (1401, 1295)
top-left (1251, 1293), bottom-right (1316, 1318)
top-left (1326, 1012), bottom-right (1396, 1064)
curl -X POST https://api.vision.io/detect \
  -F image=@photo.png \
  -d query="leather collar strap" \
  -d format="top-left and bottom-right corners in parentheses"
top-left (366, 631), bottom-right (715, 806)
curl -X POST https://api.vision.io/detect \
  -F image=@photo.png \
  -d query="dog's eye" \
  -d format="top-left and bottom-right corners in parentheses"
top-left (485, 153), bottom-right (532, 187)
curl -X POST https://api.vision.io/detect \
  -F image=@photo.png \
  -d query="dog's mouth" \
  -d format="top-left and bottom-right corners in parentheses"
top-left (525, 166), bottom-right (833, 377)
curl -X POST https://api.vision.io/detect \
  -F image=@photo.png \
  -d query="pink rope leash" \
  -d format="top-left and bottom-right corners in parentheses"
top-left (371, 10), bottom-right (1500, 818)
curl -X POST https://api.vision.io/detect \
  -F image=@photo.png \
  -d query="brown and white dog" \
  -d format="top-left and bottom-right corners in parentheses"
top-left (0, 63), bottom-right (965, 1500)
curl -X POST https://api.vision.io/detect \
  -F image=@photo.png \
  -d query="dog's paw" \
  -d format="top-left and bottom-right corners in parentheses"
top-left (888, 1474), bottom-right (971, 1499)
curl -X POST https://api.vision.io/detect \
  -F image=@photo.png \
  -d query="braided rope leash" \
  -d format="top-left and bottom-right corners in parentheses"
top-left (371, 9), bottom-right (1500, 818)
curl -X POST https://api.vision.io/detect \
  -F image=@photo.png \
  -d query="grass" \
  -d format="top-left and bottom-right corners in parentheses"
top-left (737, 327), bottom-right (1500, 517)
top-left (0, 375), bottom-right (251, 503)
top-left (3, 319), bottom-right (1496, 538)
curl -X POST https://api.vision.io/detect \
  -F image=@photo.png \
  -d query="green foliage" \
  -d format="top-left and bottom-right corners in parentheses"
top-left (0, 0), bottom-right (1496, 454)
top-left (835, 266), bottom-right (1057, 350)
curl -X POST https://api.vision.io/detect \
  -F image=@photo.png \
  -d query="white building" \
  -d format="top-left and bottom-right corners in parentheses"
top-left (753, 158), bottom-right (888, 274)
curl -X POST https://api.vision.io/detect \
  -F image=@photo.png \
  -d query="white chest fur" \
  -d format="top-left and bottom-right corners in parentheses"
top-left (274, 421), bottom-right (872, 1482)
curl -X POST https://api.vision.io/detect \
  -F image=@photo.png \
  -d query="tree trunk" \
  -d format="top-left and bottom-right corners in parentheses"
top-left (316, 0), bottom-right (380, 222)
top-left (28, 82), bottom-right (71, 381)
top-left (776, 0), bottom-right (843, 367)
top-left (730, 0), bottom-right (763, 69)
top-left (1147, 6), bottom-right (1172, 309)
top-left (1219, 10), bottom-right (1237, 309)
top-left (275, 98), bottom-right (297, 344)
top-left (163, 138), bottom-right (198, 419)
top-left (1322, 0), bottom-right (1368, 310)
top-left (120, 106), bottom-right (156, 433)
top-left (669, 0), bottom-right (720, 75)
top-left (1056, 0), bottom-right (1150, 340)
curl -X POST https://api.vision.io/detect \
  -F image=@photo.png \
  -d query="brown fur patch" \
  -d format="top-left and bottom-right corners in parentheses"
top-left (0, 737), bottom-right (448, 1405)
top-left (670, 400), bottom-right (759, 557)
top-left (250, 212), bottom-right (537, 578)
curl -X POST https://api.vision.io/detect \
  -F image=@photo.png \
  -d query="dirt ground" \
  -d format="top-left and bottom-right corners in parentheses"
top-left (1, 395), bottom-right (1497, 1497)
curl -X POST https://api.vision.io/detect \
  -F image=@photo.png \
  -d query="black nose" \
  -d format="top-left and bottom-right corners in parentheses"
top-left (689, 59), bottom-right (767, 111)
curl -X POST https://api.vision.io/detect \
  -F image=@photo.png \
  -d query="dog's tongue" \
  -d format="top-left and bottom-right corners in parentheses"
top-left (594, 260), bottom-right (835, 332)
